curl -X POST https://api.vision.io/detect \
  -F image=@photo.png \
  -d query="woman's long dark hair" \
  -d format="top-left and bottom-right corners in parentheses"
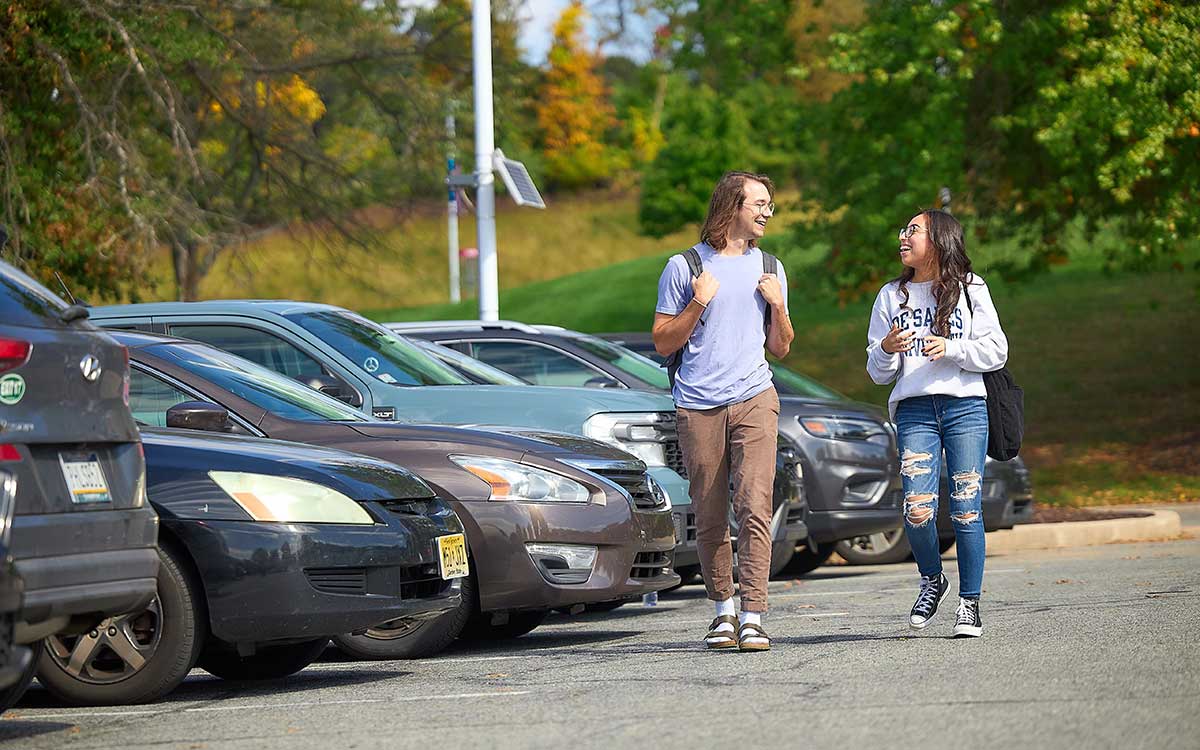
top-left (893, 209), bottom-right (974, 337)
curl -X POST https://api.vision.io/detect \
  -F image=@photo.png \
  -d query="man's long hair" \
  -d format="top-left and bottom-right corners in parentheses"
top-left (700, 171), bottom-right (775, 250)
top-left (894, 209), bottom-right (975, 337)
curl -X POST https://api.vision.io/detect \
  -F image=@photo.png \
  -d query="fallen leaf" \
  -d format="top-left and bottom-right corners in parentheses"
top-left (794, 604), bottom-right (816, 609)
top-left (486, 673), bottom-right (509, 679)
top-left (1054, 579), bottom-right (1074, 584)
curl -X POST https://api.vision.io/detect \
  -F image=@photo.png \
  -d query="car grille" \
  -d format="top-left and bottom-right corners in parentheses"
top-left (672, 511), bottom-right (697, 544)
top-left (630, 550), bottom-right (673, 579)
top-left (304, 564), bottom-right (449, 599)
top-left (590, 469), bottom-right (660, 510)
top-left (664, 436), bottom-right (688, 479)
top-left (305, 568), bottom-right (367, 595)
top-left (379, 498), bottom-right (444, 516)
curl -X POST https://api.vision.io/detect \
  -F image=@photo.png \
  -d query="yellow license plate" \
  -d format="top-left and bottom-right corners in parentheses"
top-left (437, 534), bottom-right (469, 580)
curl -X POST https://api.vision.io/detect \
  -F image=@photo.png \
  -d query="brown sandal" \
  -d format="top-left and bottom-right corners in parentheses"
top-left (704, 615), bottom-right (738, 649)
top-left (737, 622), bottom-right (770, 652)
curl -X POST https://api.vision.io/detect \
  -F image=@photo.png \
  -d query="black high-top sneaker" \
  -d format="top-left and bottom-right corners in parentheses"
top-left (952, 597), bottom-right (983, 637)
top-left (909, 572), bottom-right (949, 629)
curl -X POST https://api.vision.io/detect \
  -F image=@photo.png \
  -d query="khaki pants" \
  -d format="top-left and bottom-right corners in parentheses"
top-left (676, 387), bottom-right (779, 613)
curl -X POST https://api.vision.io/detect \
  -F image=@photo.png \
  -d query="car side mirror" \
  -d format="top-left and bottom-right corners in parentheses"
top-left (297, 374), bottom-right (360, 406)
top-left (583, 376), bottom-right (620, 389)
top-left (166, 401), bottom-right (232, 433)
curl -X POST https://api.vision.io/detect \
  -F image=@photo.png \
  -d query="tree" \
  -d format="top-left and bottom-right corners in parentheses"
top-left (637, 80), bottom-right (751, 237)
top-left (805, 0), bottom-right (1200, 295)
top-left (0, 1), bottom-right (457, 300)
top-left (536, 1), bottom-right (618, 189)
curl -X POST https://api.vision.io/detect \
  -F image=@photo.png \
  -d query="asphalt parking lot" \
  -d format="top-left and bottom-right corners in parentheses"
top-left (3, 532), bottom-right (1197, 750)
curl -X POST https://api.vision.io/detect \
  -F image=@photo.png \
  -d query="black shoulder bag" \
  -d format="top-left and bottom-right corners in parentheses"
top-left (663, 247), bottom-right (779, 389)
top-left (963, 285), bottom-right (1024, 461)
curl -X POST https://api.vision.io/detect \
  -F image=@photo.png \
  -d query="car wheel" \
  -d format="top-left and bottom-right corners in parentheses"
top-left (37, 546), bottom-right (205, 705)
top-left (461, 610), bottom-right (549, 640)
top-left (768, 542), bottom-right (797, 577)
top-left (835, 528), bottom-right (913, 565)
top-left (332, 573), bottom-right (476, 660)
top-left (939, 537), bottom-right (957, 554)
top-left (198, 638), bottom-right (329, 681)
top-left (778, 541), bottom-right (835, 576)
top-left (0, 640), bottom-right (41, 715)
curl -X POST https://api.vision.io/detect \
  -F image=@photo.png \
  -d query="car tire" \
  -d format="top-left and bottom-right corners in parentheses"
top-left (768, 542), bottom-right (797, 577)
top-left (778, 541), bottom-right (835, 576)
top-left (37, 545), bottom-right (205, 705)
top-left (331, 573), bottom-right (476, 660)
top-left (835, 528), bottom-right (913, 565)
top-left (198, 638), bottom-right (329, 681)
top-left (0, 640), bottom-right (41, 715)
top-left (461, 610), bottom-right (549, 640)
top-left (939, 537), bottom-right (957, 554)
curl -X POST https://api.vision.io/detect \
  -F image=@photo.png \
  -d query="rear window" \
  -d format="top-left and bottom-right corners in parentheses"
top-left (0, 262), bottom-right (70, 328)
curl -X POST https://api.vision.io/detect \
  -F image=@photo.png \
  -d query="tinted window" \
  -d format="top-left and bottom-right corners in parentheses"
top-left (169, 324), bottom-right (327, 381)
top-left (145, 342), bottom-right (368, 422)
top-left (129, 369), bottom-right (193, 427)
top-left (286, 311), bottom-right (469, 386)
top-left (768, 363), bottom-right (847, 400)
top-left (411, 339), bottom-right (528, 386)
top-left (0, 262), bottom-right (70, 328)
top-left (571, 335), bottom-right (670, 390)
top-left (470, 341), bottom-right (617, 388)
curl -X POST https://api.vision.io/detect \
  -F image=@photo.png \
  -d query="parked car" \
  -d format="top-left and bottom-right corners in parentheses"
top-left (389, 321), bottom-right (901, 575)
top-left (603, 331), bottom-right (1035, 565)
top-left (87, 301), bottom-right (697, 572)
top-left (0, 259), bottom-right (158, 707)
top-left (0, 469), bottom-right (34, 715)
top-left (35, 426), bottom-right (466, 705)
top-left (404, 335), bottom-right (808, 580)
top-left (106, 330), bottom-right (679, 658)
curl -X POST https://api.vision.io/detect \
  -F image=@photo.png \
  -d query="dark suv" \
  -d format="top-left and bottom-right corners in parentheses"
top-left (0, 259), bottom-right (158, 708)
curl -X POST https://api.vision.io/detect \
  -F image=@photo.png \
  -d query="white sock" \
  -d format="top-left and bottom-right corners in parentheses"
top-left (739, 611), bottom-right (767, 645)
top-left (706, 598), bottom-right (736, 645)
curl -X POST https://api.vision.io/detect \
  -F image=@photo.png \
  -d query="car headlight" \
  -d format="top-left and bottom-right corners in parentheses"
top-left (582, 412), bottom-right (672, 467)
top-left (798, 416), bottom-right (889, 444)
top-left (208, 471), bottom-right (375, 524)
top-left (450, 455), bottom-right (593, 504)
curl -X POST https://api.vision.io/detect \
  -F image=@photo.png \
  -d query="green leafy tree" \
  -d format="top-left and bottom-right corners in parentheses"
top-left (637, 80), bottom-right (751, 237)
top-left (807, 0), bottom-right (1200, 295)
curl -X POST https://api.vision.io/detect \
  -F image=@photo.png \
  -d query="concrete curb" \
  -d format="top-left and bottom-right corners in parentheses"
top-left (987, 509), bottom-right (1184, 553)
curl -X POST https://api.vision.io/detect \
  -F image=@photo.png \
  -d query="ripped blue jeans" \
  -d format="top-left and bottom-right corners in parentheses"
top-left (895, 395), bottom-right (988, 599)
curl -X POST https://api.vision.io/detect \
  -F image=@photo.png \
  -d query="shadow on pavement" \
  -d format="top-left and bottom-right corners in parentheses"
top-left (0, 720), bottom-right (74, 742)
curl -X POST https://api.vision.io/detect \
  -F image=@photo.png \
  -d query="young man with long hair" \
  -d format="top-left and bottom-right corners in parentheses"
top-left (652, 171), bottom-right (794, 652)
top-left (866, 209), bottom-right (1009, 637)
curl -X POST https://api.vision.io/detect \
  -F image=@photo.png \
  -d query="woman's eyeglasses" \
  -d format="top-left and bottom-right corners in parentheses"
top-left (898, 224), bottom-right (929, 240)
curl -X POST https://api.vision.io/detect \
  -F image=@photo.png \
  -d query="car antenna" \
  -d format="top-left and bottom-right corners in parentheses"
top-left (54, 271), bottom-right (79, 305)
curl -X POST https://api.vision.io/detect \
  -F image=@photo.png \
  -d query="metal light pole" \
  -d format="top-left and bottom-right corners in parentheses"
top-left (446, 108), bottom-right (461, 304)
top-left (472, 0), bottom-right (499, 321)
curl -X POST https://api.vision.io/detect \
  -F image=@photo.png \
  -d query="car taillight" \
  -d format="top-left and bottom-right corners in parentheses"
top-left (0, 338), bottom-right (31, 374)
top-left (0, 445), bottom-right (20, 462)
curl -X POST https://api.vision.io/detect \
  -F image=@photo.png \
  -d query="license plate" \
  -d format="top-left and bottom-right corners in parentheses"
top-left (436, 534), bottom-right (469, 580)
top-left (59, 454), bottom-right (111, 504)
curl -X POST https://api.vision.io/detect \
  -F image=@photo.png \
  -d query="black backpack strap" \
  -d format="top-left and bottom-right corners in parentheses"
top-left (664, 247), bottom-right (705, 390)
top-left (761, 250), bottom-right (778, 328)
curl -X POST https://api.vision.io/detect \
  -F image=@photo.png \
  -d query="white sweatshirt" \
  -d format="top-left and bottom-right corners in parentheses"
top-left (866, 273), bottom-right (1009, 419)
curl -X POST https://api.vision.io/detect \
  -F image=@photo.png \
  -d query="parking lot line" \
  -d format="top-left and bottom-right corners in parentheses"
top-left (774, 612), bottom-right (851, 620)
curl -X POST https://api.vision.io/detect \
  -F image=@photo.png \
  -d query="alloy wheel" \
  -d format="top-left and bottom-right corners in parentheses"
top-left (44, 597), bottom-right (163, 684)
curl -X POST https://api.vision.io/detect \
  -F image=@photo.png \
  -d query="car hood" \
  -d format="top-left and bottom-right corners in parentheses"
top-left (344, 422), bottom-right (639, 464)
top-left (377, 384), bottom-right (675, 433)
top-left (140, 427), bottom-right (435, 501)
top-left (779, 394), bottom-right (889, 421)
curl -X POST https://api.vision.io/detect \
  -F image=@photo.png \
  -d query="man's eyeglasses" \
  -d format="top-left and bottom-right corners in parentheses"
top-left (898, 224), bottom-right (928, 240)
top-left (743, 201), bottom-right (775, 215)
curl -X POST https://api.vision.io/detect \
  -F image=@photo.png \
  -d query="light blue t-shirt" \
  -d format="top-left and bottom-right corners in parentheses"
top-left (655, 243), bottom-right (788, 409)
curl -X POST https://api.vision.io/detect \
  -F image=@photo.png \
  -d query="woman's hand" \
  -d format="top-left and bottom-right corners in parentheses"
top-left (881, 323), bottom-right (914, 354)
top-left (922, 335), bottom-right (947, 361)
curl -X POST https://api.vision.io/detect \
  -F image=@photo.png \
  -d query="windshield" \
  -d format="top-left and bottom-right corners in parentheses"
top-left (0, 261), bottom-right (71, 328)
top-left (768, 362), bottom-right (847, 400)
top-left (287, 311), bottom-right (470, 386)
top-left (148, 342), bottom-right (370, 422)
top-left (410, 339), bottom-right (529, 386)
top-left (571, 334), bottom-right (670, 390)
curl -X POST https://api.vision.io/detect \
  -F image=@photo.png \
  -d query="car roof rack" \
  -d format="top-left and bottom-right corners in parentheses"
top-left (384, 319), bottom-right (543, 335)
